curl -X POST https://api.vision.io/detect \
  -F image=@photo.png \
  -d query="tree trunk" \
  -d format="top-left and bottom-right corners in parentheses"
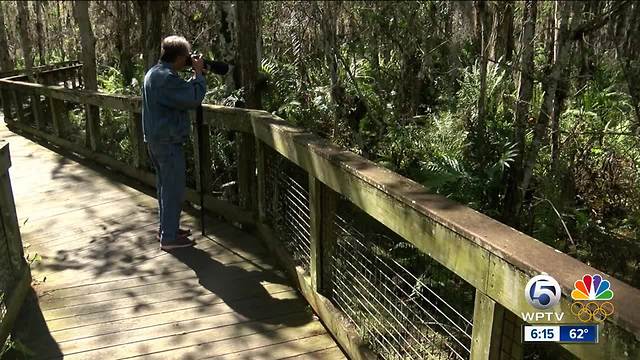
top-left (473, 0), bottom-right (491, 164)
top-left (519, 1), bottom-right (572, 213)
top-left (137, 1), bottom-right (169, 72)
top-left (116, 1), bottom-right (134, 86)
top-left (73, 1), bottom-right (97, 91)
top-left (615, 3), bottom-right (640, 133)
top-left (16, 1), bottom-right (33, 70)
top-left (502, 0), bottom-right (536, 224)
top-left (73, 0), bottom-right (100, 151)
top-left (64, 3), bottom-right (76, 58)
top-left (491, 2), bottom-right (514, 63)
top-left (235, 1), bottom-right (261, 109)
top-left (0, 2), bottom-right (14, 71)
top-left (0, 1), bottom-right (14, 123)
top-left (551, 44), bottom-right (572, 172)
top-left (234, 0), bottom-right (261, 211)
top-left (34, 2), bottom-right (46, 66)
top-left (321, 1), bottom-right (342, 137)
top-left (215, 1), bottom-right (237, 94)
top-left (56, 1), bottom-right (66, 61)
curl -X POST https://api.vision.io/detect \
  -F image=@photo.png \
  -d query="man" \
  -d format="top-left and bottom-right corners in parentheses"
top-left (142, 36), bottom-right (205, 250)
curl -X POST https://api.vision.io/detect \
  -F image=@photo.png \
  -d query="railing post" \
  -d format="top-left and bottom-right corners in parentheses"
top-left (50, 97), bottom-right (69, 138)
top-left (0, 142), bottom-right (30, 349)
top-left (85, 104), bottom-right (101, 152)
top-left (470, 290), bottom-right (510, 360)
top-left (76, 67), bottom-right (83, 88)
top-left (255, 140), bottom-right (267, 224)
top-left (0, 89), bottom-right (13, 123)
top-left (309, 176), bottom-right (338, 295)
top-left (11, 90), bottom-right (25, 123)
top-left (191, 111), bottom-right (211, 193)
top-left (0, 143), bottom-right (25, 276)
top-left (237, 133), bottom-right (256, 211)
top-left (71, 69), bottom-right (77, 89)
top-left (128, 111), bottom-right (147, 168)
top-left (31, 92), bottom-right (45, 130)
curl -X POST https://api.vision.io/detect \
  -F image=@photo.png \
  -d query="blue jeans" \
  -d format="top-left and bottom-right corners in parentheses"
top-left (147, 142), bottom-right (186, 243)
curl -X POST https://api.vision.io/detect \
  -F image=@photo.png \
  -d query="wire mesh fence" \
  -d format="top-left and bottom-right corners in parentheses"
top-left (330, 199), bottom-right (476, 360)
top-left (263, 146), bottom-right (311, 271)
top-left (205, 129), bottom-right (238, 203)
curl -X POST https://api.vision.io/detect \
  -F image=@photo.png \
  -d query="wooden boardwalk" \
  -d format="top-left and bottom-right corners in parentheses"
top-left (2, 123), bottom-right (345, 359)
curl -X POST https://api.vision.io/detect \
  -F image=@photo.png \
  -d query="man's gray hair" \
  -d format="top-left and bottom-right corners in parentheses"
top-left (160, 36), bottom-right (191, 63)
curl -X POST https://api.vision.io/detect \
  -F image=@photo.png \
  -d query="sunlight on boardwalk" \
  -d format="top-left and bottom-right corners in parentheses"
top-left (2, 123), bottom-right (345, 359)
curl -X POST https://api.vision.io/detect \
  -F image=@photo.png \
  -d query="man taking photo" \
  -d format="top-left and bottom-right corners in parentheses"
top-left (142, 35), bottom-right (206, 251)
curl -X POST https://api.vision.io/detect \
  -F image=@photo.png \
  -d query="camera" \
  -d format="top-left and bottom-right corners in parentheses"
top-left (185, 52), bottom-right (230, 75)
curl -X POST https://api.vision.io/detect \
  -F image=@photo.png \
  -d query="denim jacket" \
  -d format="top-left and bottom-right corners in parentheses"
top-left (142, 61), bottom-right (206, 144)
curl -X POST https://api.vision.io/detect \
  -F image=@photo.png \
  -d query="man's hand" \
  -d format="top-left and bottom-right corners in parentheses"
top-left (192, 55), bottom-right (205, 76)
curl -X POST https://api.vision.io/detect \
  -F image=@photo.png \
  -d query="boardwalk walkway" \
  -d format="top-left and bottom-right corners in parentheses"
top-left (2, 122), bottom-right (345, 359)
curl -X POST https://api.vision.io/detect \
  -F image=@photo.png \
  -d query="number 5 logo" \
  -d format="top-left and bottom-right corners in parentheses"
top-left (525, 275), bottom-right (562, 309)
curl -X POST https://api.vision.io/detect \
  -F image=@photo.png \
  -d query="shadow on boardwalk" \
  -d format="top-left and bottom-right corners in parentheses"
top-left (9, 289), bottom-right (62, 360)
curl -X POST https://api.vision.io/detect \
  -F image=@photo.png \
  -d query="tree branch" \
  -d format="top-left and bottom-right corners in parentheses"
top-left (570, 0), bottom-right (632, 40)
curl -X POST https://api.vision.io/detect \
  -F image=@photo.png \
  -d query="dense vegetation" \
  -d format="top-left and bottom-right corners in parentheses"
top-left (0, 0), bottom-right (638, 291)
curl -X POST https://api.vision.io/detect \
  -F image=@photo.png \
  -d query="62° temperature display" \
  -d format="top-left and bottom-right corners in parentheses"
top-left (524, 325), bottom-right (598, 343)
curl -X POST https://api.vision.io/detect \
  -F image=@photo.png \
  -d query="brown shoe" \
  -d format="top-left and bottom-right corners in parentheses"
top-left (160, 237), bottom-right (195, 251)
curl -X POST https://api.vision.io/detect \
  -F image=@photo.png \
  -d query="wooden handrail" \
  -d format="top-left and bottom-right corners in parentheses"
top-left (0, 142), bottom-right (31, 348)
top-left (0, 75), bottom-right (638, 360)
top-left (0, 60), bottom-right (81, 79)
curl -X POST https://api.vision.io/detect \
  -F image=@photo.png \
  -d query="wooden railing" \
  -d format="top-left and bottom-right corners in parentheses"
top-left (0, 63), bottom-right (639, 360)
top-left (0, 142), bottom-right (31, 350)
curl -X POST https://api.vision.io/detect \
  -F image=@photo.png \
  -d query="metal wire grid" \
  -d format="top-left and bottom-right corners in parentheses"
top-left (0, 219), bottom-right (13, 297)
top-left (500, 311), bottom-right (523, 360)
top-left (330, 211), bottom-right (474, 360)
top-left (264, 148), bottom-right (311, 271)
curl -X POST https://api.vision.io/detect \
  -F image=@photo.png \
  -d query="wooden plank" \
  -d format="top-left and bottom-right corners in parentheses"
top-left (0, 79), bottom-right (139, 112)
top-left (40, 261), bottom-right (281, 311)
top-left (201, 104), bottom-right (255, 133)
top-left (470, 290), bottom-right (505, 360)
top-left (84, 320), bottom-right (328, 360)
top-left (211, 334), bottom-right (343, 360)
top-left (55, 295), bottom-right (308, 354)
top-left (44, 281), bottom-right (294, 326)
top-left (45, 287), bottom-right (293, 333)
top-left (282, 347), bottom-right (346, 360)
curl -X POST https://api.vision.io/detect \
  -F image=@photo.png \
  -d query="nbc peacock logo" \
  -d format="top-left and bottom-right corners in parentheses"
top-left (570, 274), bottom-right (614, 323)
